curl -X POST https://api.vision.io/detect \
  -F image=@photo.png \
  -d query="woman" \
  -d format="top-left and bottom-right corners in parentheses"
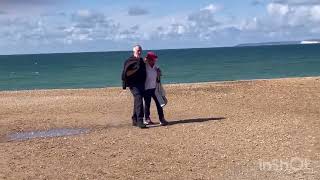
top-left (143, 52), bottom-right (168, 126)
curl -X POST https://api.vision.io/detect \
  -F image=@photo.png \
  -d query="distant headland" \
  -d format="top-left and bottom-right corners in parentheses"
top-left (236, 39), bottom-right (320, 47)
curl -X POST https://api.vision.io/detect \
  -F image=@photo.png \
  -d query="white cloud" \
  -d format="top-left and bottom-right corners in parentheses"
top-left (267, 3), bottom-right (289, 16)
top-left (149, 5), bottom-right (220, 41)
top-left (240, 17), bottom-right (259, 30)
top-left (0, 9), bottom-right (121, 49)
top-left (188, 10), bottom-right (220, 28)
top-left (156, 23), bottom-right (187, 40)
top-left (2, 1), bottom-right (320, 54)
top-left (67, 10), bottom-right (120, 43)
top-left (115, 25), bottom-right (143, 41)
top-left (236, 0), bottom-right (320, 43)
top-left (272, 0), bottom-right (320, 6)
top-left (310, 5), bottom-right (320, 22)
top-left (201, 4), bottom-right (221, 13)
top-left (263, 0), bottom-right (320, 30)
top-left (146, 1), bottom-right (320, 46)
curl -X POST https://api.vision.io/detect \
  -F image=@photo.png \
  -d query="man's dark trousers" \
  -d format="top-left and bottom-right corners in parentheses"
top-left (129, 85), bottom-right (145, 126)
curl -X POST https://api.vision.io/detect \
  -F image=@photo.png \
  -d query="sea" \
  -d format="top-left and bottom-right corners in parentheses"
top-left (1, 44), bottom-right (320, 91)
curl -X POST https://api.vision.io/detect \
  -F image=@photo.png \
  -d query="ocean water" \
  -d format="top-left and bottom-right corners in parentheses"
top-left (1, 44), bottom-right (320, 91)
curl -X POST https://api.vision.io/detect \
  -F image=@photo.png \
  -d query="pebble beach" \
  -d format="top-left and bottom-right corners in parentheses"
top-left (0, 77), bottom-right (319, 179)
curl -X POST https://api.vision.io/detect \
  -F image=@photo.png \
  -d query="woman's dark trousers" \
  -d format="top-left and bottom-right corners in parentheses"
top-left (144, 88), bottom-right (164, 120)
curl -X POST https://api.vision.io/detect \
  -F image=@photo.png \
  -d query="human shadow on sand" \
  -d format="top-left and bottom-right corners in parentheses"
top-left (167, 117), bottom-right (225, 126)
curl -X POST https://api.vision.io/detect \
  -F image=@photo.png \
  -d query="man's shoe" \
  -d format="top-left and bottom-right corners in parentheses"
top-left (132, 120), bottom-right (137, 126)
top-left (137, 121), bottom-right (148, 129)
top-left (132, 117), bottom-right (137, 126)
top-left (138, 124), bottom-right (148, 129)
top-left (160, 119), bottom-right (169, 126)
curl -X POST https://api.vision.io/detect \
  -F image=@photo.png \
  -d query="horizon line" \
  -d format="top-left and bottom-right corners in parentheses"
top-left (1, 39), bottom-right (317, 56)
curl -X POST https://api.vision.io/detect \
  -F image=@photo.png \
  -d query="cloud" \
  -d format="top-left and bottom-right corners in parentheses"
top-left (200, 4), bottom-right (221, 13)
top-left (2, 1), bottom-right (320, 54)
top-left (235, 0), bottom-right (320, 43)
top-left (128, 7), bottom-right (149, 16)
top-left (155, 23), bottom-right (187, 40)
top-left (252, 0), bottom-right (266, 6)
top-left (266, 1), bottom-right (320, 26)
top-left (0, 0), bottom-right (61, 5)
top-left (65, 10), bottom-right (120, 42)
top-left (148, 1), bottom-right (320, 47)
top-left (251, 0), bottom-right (320, 36)
top-left (115, 25), bottom-right (144, 42)
top-left (0, 17), bottom-right (48, 45)
top-left (267, 3), bottom-right (289, 16)
top-left (153, 4), bottom-right (222, 41)
top-left (188, 4), bottom-right (221, 29)
top-left (0, 10), bottom-right (8, 15)
top-left (310, 6), bottom-right (320, 21)
top-left (0, 9), bottom-right (121, 48)
top-left (272, 0), bottom-right (320, 6)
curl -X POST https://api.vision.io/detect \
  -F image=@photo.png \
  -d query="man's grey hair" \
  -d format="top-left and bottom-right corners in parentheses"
top-left (133, 44), bottom-right (142, 52)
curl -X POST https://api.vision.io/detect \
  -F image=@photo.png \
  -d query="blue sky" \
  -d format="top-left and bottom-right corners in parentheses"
top-left (1, 0), bottom-right (320, 54)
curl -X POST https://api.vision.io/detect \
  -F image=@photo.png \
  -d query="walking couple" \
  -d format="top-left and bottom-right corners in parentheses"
top-left (122, 45), bottom-right (168, 129)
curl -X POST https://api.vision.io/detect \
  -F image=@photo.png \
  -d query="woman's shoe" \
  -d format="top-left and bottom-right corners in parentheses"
top-left (160, 119), bottom-right (169, 126)
top-left (144, 118), bottom-right (155, 125)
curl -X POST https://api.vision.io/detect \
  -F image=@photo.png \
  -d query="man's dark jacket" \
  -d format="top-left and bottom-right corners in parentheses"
top-left (121, 56), bottom-right (146, 89)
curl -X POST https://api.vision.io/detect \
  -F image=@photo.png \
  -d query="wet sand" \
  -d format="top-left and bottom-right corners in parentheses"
top-left (0, 77), bottom-right (319, 179)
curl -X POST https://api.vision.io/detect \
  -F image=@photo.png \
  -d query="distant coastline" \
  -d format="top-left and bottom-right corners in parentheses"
top-left (236, 39), bottom-right (320, 47)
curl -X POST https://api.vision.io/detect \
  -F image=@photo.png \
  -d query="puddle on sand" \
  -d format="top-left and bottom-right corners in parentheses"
top-left (5, 128), bottom-right (90, 142)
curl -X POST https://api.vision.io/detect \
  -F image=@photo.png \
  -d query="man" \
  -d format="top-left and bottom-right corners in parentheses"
top-left (122, 45), bottom-right (147, 128)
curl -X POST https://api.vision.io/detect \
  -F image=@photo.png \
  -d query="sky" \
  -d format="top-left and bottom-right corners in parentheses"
top-left (1, 0), bottom-right (320, 54)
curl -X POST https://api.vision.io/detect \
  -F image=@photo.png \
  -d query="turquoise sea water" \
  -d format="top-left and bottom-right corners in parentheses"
top-left (1, 44), bottom-right (320, 91)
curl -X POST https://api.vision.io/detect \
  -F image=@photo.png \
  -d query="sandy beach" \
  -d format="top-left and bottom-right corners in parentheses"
top-left (0, 77), bottom-right (319, 179)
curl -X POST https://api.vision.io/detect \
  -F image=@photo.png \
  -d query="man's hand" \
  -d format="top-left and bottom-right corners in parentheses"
top-left (157, 68), bottom-right (162, 77)
top-left (122, 81), bottom-right (127, 90)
